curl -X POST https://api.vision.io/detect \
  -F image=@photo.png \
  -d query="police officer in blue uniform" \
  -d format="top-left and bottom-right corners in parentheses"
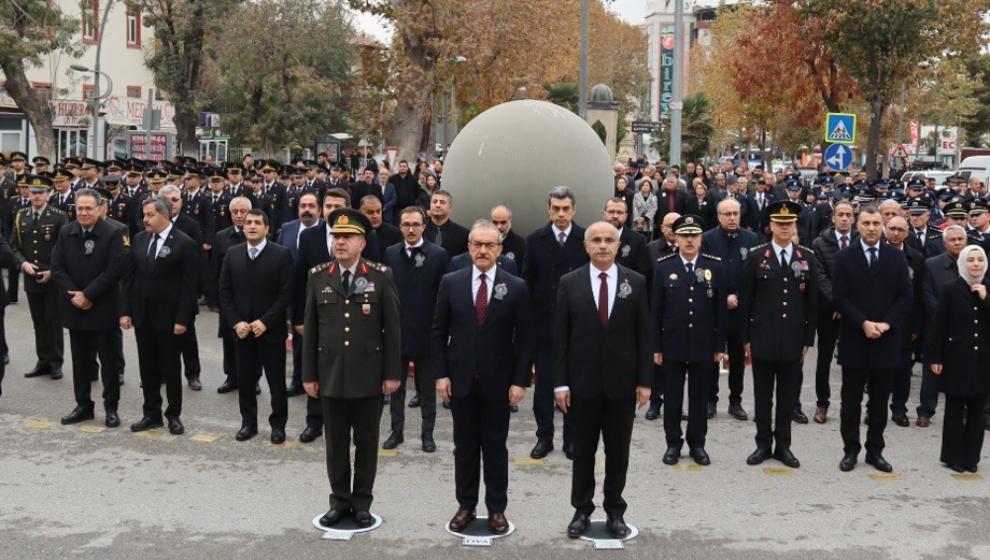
top-left (653, 215), bottom-right (727, 466)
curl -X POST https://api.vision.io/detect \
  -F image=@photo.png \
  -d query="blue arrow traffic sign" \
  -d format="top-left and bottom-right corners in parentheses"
top-left (824, 143), bottom-right (852, 171)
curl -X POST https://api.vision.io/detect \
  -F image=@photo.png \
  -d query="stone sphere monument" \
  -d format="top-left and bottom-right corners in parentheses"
top-left (442, 100), bottom-right (614, 235)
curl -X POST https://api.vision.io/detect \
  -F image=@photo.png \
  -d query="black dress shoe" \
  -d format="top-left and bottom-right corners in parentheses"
top-left (645, 402), bottom-right (660, 421)
top-left (382, 432), bottom-right (403, 449)
top-left (689, 447), bottom-right (711, 466)
top-left (681, 412), bottom-right (689, 421)
top-left (299, 425), bottom-right (323, 443)
top-left (286, 384), bottom-right (305, 397)
top-left (421, 435), bottom-right (436, 453)
top-left (606, 515), bottom-right (630, 539)
top-left (2, 354), bottom-right (8, 365)
top-left (727, 403), bottom-right (748, 421)
top-left (354, 510), bottom-right (373, 528)
top-left (408, 393), bottom-right (421, 408)
top-left (271, 428), bottom-right (286, 444)
top-left (773, 448), bottom-right (800, 468)
top-left (187, 377), bottom-right (202, 391)
top-left (510, 404), bottom-right (519, 413)
top-left (49, 367), bottom-right (62, 380)
top-left (61, 405), bottom-right (95, 425)
top-left (891, 413), bottom-right (910, 427)
top-left (567, 512), bottom-right (590, 539)
top-left (236, 425), bottom-right (258, 441)
top-left (839, 452), bottom-right (858, 472)
top-left (130, 416), bottom-right (164, 432)
top-left (167, 417), bottom-right (185, 435)
top-left (706, 402), bottom-right (716, 419)
top-left (965, 464), bottom-right (978, 473)
top-left (319, 508), bottom-right (348, 527)
top-left (662, 446), bottom-right (680, 465)
top-left (530, 438), bottom-right (553, 459)
top-left (747, 447), bottom-right (771, 465)
top-left (945, 462), bottom-right (965, 473)
top-left (255, 383), bottom-right (261, 395)
top-left (119, 374), bottom-right (125, 386)
top-left (105, 406), bottom-right (120, 428)
top-left (563, 440), bottom-right (574, 460)
top-left (217, 380), bottom-right (237, 394)
top-left (792, 408), bottom-right (809, 424)
top-left (442, 400), bottom-right (451, 410)
top-left (865, 453), bottom-right (893, 473)
top-left (24, 366), bottom-right (49, 378)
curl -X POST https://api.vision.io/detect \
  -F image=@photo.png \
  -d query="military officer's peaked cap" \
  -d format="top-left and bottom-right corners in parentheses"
top-left (768, 200), bottom-right (801, 223)
top-left (970, 198), bottom-right (989, 215)
top-left (80, 157), bottom-right (101, 170)
top-left (52, 165), bottom-right (73, 183)
top-left (224, 161), bottom-right (245, 174)
top-left (944, 199), bottom-right (970, 218)
top-left (906, 198), bottom-right (931, 215)
top-left (327, 208), bottom-right (372, 237)
top-left (9, 151), bottom-right (27, 162)
top-left (673, 214), bottom-right (705, 235)
top-left (259, 160), bottom-right (279, 173)
top-left (146, 169), bottom-right (168, 183)
top-left (26, 174), bottom-right (54, 192)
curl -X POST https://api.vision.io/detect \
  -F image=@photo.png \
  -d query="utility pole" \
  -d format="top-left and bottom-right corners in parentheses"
top-left (578, 0), bottom-right (589, 119)
top-left (669, 0), bottom-right (683, 167)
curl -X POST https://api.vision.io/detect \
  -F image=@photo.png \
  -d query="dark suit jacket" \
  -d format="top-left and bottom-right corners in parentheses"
top-left (552, 264), bottom-right (653, 399)
top-left (275, 218), bottom-right (315, 265)
top-left (174, 212), bottom-right (204, 245)
top-left (683, 194), bottom-right (718, 231)
top-left (500, 229), bottom-right (526, 271)
top-left (218, 241), bottom-right (293, 339)
top-left (923, 252), bottom-right (959, 319)
top-left (655, 189), bottom-right (685, 225)
top-left (617, 227), bottom-right (652, 281)
top-left (50, 220), bottom-right (128, 330)
top-left (431, 267), bottom-right (533, 399)
top-left (0, 232), bottom-right (16, 307)
top-left (832, 241), bottom-right (912, 369)
top-left (448, 252), bottom-right (518, 276)
top-left (523, 223), bottom-right (589, 341)
top-left (927, 277), bottom-right (990, 395)
top-left (383, 241), bottom-right (450, 357)
top-left (122, 226), bottom-right (198, 332)
top-left (374, 222), bottom-right (403, 258)
top-left (424, 218), bottom-right (469, 257)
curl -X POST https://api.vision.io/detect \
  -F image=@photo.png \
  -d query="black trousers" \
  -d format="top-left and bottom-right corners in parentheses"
top-left (890, 351), bottom-right (914, 415)
top-left (649, 363), bottom-right (664, 406)
top-left (179, 322), bottom-right (201, 380)
top-left (322, 395), bottom-right (383, 512)
top-left (0, 304), bottom-right (7, 358)
top-left (570, 394), bottom-right (635, 517)
top-left (814, 311), bottom-right (839, 408)
top-left (451, 378), bottom-right (511, 513)
top-left (221, 328), bottom-right (237, 379)
top-left (664, 360), bottom-right (711, 448)
top-left (710, 329), bottom-right (744, 406)
top-left (840, 367), bottom-right (894, 456)
top-left (752, 358), bottom-right (800, 451)
top-left (235, 332), bottom-right (288, 430)
top-left (534, 341), bottom-right (571, 443)
top-left (941, 393), bottom-right (987, 468)
top-left (69, 329), bottom-right (120, 408)
top-left (917, 362), bottom-right (940, 418)
top-left (291, 330), bottom-right (303, 386)
top-left (389, 356), bottom-right (436, 437)
top-left (135, 326), bottom-right (183, 419)
top-left (6, 263), bottom-right (19, 301)
top-left (26, 289), bottom-right (63, 369)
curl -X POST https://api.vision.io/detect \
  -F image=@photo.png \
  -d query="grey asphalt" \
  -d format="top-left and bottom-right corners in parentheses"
top-left (0, 297), bottom-right (987, 560)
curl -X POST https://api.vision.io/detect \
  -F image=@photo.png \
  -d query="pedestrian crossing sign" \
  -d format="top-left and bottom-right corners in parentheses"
top-left (825, 113), bottom-right (857, 144)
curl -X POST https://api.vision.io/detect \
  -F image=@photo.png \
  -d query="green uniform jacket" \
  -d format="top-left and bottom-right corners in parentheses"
top-left (11, 205), bottom-right (68, 293)
top-left (302, 258), bottom-right (402, 398)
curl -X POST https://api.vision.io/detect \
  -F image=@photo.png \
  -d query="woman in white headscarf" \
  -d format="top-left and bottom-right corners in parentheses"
top-left (927, 244), bottom-right (990, 472)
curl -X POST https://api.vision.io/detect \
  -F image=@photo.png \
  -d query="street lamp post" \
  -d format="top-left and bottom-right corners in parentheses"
top-left (441, 55), bottom-right (467, 157)
top-left (578, 0), bottom-right (589, 119)
top-left (71, 0), bottom-right (114, 159)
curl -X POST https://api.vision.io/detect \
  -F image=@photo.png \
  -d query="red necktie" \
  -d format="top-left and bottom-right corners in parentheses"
top-left (598, 272), bottom-right (609, 327)
top-left (840, 235), bottom-right (848, 250)
top-left (475, 274), bottom-right (488, 326)
top-left (668, 192), bottom-right (676, 211)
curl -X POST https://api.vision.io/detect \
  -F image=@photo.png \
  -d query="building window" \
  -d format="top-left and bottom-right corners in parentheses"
top-left (82, 84), bottom-right (95, 100)
top-left (127, 85), bottom-right (142, 99)
top-left (126, 3), bottom-right (141, 48)
top-left (81, 0), bottom-right (99, 44)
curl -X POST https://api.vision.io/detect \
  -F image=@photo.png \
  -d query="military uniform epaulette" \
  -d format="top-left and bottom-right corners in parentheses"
top-left (657, 253), bottom-right (678, 263)
top-left (363, 259), bottom-right (388, 273)
top-left (700, 253), bottom-right (721, 261)
top-left (751, 243), bottom-right (769, 252)
top-left (798, 244), bottom-right (813, 253)
top-left (310, 262), bottom-right (329, 274)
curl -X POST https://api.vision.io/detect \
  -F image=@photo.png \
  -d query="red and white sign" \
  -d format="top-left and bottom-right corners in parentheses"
top-left (890, 143), bottom-right (910, 158)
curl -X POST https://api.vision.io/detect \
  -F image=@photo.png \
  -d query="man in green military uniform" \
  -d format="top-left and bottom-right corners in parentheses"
top-left (303, 208), bottom-right (401, 529)
top-left (12, 174), bottom-right (68, 379)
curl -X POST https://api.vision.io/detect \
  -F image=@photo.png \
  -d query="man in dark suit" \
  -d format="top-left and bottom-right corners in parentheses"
top-left (390, 160), bottom-right (420, 213)
top-left (523, 186), bottom-right (590, 459)
top-left (121, 197), bottom-right (199, 435)
top-left (50, 189), bottom-right (128, 426)
top-left (883, 215), bottom-right (925, 427)
top-left (292, 188), bottom-right (379, 443)
top-left (490, 205), bottom-right (525, 271)
top-left (160, 185), bottom-right (205, 391)
top-left (303, 209), bottom-right (401, 529)
top-left (553, 221), bottom-right (652, 539)
top-left (740, 200), bottom-right (818, 469)
top-left (654, 215), bottom-right (727, 466)
top-left (655, 175), bottom-right (686, 228)
top-left (423, 190), bottom-right (469, 257)
top-left (0, 225), bottom-right (18, 398)
top-left (917, 225), bottom-right (968, 427)
top-left (905, 199), bottom-right (944, 258)
top-left (603, 197), bottom-right (652, 280)
top-left (701, 198), bottom-right (759, 421)
top-left (219, 209), bottom-right (293, 444)
top-left (257, 160), bottom-right (287, 234)
top-left (382, 206), bottom-right (449, 452)
top-left (360, 195), bottom-right (402, 257)
top-left (210, 196), bottom-right (253, 394)
top-left (275, 192), bottom-right (321, 396)
top-left (832, 206), bottom-right (912, 473)
top-left (432, 220), bottom-right (532, 535)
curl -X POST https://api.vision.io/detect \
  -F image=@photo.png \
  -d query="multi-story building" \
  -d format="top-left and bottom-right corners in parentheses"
top-left (0, 1), bottom-right (176, 161)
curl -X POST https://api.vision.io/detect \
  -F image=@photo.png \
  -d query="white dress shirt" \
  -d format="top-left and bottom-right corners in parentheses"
top-left (861, 239), bottom-right (880, 265)
top-left (552, 223), bottom-right (573, 245)
top-left (471, 265), bottom-right (496, 304)
top-left (405, 238), bottom-right (425, 258)
top-left (247, 238), bottom-right (267, 259)
top-left (149, 222), bottom-right (174, 259)
top-left (771, 241), bottom-right (790, 266)
top-left (325, 228), bottom-right (335, 258)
